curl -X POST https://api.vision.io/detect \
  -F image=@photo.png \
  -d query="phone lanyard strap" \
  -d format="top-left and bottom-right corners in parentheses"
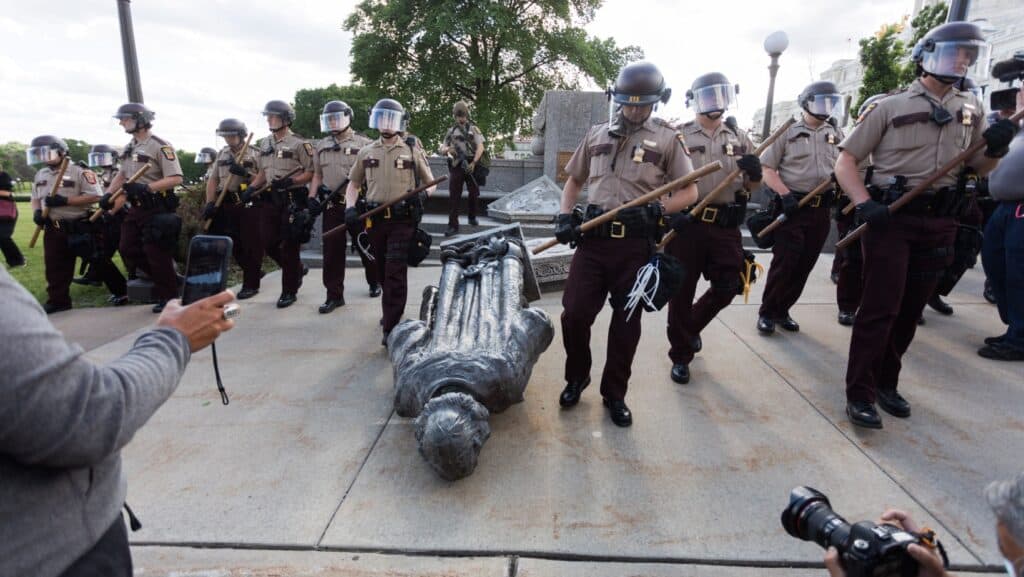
top-left (211, 342), bottom-right (229, 405)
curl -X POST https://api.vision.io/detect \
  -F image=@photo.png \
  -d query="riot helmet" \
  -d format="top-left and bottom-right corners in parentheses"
top-left (609, 61), bottom-right (671, 106)
top-left (320, 100), bottom-right (353, 133)
top-left (687, 73), bottom-right (738, 116)
top-left (196, 147), bottom-right (218, 165)
top-left (87, 144), bottom-right (118, 168)
top-left (262, 100), bottom-right (295, 126)
top-left (216, 118), bottom-right (248, 139)
top-left (911, 22), bottom-right (990, 84)
top-left (799, 81), bottom-right (843, 121)
top-left (26, 135), bottom-right (68, 165)
top-left (113, 102), bottom-right (154, 133)
top-left (369, 98), bottom-right (409, 136)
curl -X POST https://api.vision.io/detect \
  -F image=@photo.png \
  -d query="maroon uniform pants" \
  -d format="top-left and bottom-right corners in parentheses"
top-left (448, 164), bottom-right (480, 228)
top-left (760, 204), bottom-right (831, 319)
top-left (666, 223), bottom-right (744, 365)
top-left (46, 223), bottom-right (126, 307)
top-left (260, 197), bottom-right (303, 295)
top-left (119, 207), bottom-right (178, 302)
top-left (835, 213), bottom-right (863, 314)
top-left (561, 237), bottom-right (651, 401)
top-left (211, 201), bottom-right (263, 291)
top-left (845, 214), bottom-right (956, 403)
top-left (368, 219), bottom-right (414, 333)
top-left (322, 203), bottom-right (377, 301)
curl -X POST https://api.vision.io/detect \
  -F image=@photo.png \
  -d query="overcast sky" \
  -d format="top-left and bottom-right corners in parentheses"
top-left (1, 0), bottom-right (913, 153)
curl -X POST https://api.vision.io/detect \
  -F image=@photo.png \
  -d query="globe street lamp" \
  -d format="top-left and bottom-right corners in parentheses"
top-left (762, 30), bottom-right (789, 140)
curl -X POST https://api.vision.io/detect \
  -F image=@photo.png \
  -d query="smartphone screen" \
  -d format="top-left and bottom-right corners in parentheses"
top-left (181, 235), bottom-right (233, 305)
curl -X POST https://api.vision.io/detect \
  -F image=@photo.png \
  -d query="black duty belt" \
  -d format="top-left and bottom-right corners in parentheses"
top-left (691, 202), bottom-right (746, 228)
top-left (366, 200), bottom-right (416, 221)
top-left (52, 217), bottom-right (92, 233)
top-left (869, 185), bottom-right (964, 218)
top-left (584, 204), bottom-right (663, 239)
top-left (791, 189), bottom-right (836, 209)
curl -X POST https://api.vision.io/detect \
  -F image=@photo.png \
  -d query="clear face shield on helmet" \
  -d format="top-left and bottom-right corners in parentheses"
top-left (691, 84), bottom-right (737, 114)
top-left (923, 40), bottom-right (991, 80)
top-left (263, 112), bottom-right (286, 131)
top-left (87, 151), bottom-right (116, 168)
top-left (195, 150), bottom-right (217, 164)
top-left (26, 145), bottom-right (62, 166)
top-left (320, 111), bottom-right (351, 133)
top-left (804, 93), bottom-right (843, 120)
top-left (369, 108), bottom-right (407, 134)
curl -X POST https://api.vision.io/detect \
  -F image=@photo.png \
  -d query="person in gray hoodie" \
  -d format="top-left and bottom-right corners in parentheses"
top-left (0, 266), bottom-right (235, 577)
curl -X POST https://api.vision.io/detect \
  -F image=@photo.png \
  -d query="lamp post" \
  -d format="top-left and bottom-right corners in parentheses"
top-left (117, 0), bottom-right (144, 103)
top-left (761, 30), bottom-right (789, 140)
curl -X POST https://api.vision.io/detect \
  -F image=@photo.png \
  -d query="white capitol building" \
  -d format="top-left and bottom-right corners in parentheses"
top-left (753, 0), bottom-right (1023, 133)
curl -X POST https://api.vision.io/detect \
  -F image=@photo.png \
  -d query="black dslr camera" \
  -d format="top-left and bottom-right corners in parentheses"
top-left (781, 487), bottom-right (947, 577)
top-left (990, 51), bottom-right (1024, 113)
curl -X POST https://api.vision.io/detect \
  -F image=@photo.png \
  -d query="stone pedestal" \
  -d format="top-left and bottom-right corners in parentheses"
top-left (486, 175), bottom-right (563, 224)
top-left (532, 91), bottom-right (608, 184)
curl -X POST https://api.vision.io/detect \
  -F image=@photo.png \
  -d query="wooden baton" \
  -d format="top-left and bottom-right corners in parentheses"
top-left (531, 161), bottom-right (723, 255)
top-left (322, 175), bottom-right (449, 240)
top-left (203, 132), bottom-right (254, 232)
top-left (757, 176), bottom-right (834, 239)
top-left (89, 163), bottom-right (151, 222)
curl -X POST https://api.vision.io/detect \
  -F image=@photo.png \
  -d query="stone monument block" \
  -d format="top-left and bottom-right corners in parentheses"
top-left (532, 91), bottom-right (608, 183)
top-left (486, 175), bottom-right (563, 223)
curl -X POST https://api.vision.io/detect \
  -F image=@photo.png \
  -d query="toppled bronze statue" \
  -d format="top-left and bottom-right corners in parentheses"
top-left (388, 227), bottom-right (552, 480)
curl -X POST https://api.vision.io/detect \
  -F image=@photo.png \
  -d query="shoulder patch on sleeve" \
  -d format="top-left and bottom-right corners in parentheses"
top-left (83, 170), bottom-right (97, 185)
top-left (856, 103), bottom-right (879, 126)
top-left (304, 142), bottom-right (314, 156)
top-left (160, 146), bottom-right (176, 161)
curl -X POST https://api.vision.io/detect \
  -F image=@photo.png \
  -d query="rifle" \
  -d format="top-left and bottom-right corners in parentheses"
top-left (531, 161), bottom-right (724, 255)
top-left (322, 175), bottom-right (448, 239)
top-left (203, 132), bottom-right (254, 231)
top-left (836, 107), bottom-right (1024, 250)
top-left (29, 157), bottom-right (71, 248)
top-left (656, 117), bottom-right (797, 251)
top-left (89, 163), bottom-right (152, 222)
top-left (756, 176), bottom-right (834, 239)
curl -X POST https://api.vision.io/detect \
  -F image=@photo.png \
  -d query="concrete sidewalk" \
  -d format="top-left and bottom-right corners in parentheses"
top-left (73, 256), bottom-right (1020, 575)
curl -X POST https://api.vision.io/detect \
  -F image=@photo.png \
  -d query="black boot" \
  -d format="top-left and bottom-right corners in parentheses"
top-left (368, 283), bottom-right (382, 298)
top-left (877, 389), bottom-right (911, 418)
top-left (559, 377), bottom-right (591, 408)
top-left (319, 297), bottom-right (344, 314)
top-left (276, 293), bottom-right (297, 308)
top-left (927, 294), bottom-right (954, 316)
top-left (237, 287), bottom-right (259, 300)
top-left (670, 363), bottom-right (690, 384)
top-left (602, 398), bottom-right (633, 427)
top-left (837, 311), bottom-right (856, 326)
top-left (778, 315), bottom-right (800, 332)
top-left (757, 316), bottom-right (775, 335)
top-left (846, 401), bottom-right (882, 429)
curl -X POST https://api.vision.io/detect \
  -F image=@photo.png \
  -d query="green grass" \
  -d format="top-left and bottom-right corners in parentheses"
top-left (4, 201), bottom-right (274, 307)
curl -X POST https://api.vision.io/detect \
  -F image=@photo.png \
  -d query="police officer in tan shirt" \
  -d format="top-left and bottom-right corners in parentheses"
top-left (344, 98), bottom-right (435, 344)
top-left (310, 100), bottom-right (377, 314)
top-left (554, 62), bottom-right (698, 427)
top-left (247, 100), bottom-right (315, 309)
top-left (664, 72), bottom-right (762, 386)
top-left (28, 135), bottom-right (126, 312)
top-left (834, 22), bottom-right (1017, 429)
top-left (203, 119), bottom-right (261, 298)
top-left (101, 103), bottom-right (183, 313)
top-left (75, 144), bottom-right (123, 289)
top-left (757, 80), bottom-right (845, 334)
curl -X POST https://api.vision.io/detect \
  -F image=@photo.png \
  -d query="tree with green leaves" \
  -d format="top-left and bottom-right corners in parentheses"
top-left (854, 24), bottom-right (908, 115)
top-left (343, 0), bottom-right (641, 150)
top-left (292, 84), bottom-right (378, 140)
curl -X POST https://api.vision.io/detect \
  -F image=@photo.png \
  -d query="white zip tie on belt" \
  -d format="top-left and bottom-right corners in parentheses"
top-left (624, 257), bottom-right (660, 322)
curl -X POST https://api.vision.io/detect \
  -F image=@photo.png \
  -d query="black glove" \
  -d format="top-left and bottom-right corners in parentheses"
top-left (123, 181), bottom-right (150, 202)
top-left (98, 192), bottom-right (114, 210)
top-left (983, 119), bottom-right (1019, 158)
top-left (33, 209), bottom-right (48, 227)
top-left (44, 195), bottom-right (68, 208)
top-left (228, 161), bottom-right (248, 177)
top-left (239, 188), bottom-right (254, 204)
top-left (316, 184), bottom-right (332, 201)
top-left (344, 206), bottom-right (361, 231)
top-left (855, 199), bottom-right (890, 231)
top-left (554, 213), bottom-right (582, 245)
top-left (669, 211), bottom-right (694, 234)
top-left (307, 196), bottom-right (322, 217)
top-left (201, 201), bottom-right (217, 221)
top-left (780, 193), bottom-right (799, 217)
top-left (270, 176), bottom-right (294, 192)
top-left (737, 154), bottom-right (762, 182)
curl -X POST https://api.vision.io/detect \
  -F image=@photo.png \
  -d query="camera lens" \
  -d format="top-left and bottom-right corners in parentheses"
top-left (781, 486), bottom-right (852, 550)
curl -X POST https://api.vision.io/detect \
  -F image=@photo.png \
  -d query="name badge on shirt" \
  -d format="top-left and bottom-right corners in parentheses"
top-left (395, 156), bottom-right (413, 169)
top-left (725, 142), bottom-right (735, 156)
top-left (277, 149), bottom-right (294, 159)
top-left (962, 103), bottom-right (975, 126)
top-left (826, 133), bottom-right (837, 145)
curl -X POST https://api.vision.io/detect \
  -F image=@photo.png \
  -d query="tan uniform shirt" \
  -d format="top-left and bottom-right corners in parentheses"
top-left (443, 122), bottom-right (485, 159)
top-left (212, 146), bottom-right (258, 194)
top-left (98, 167), bottom-right (117, 189)
top-left (564, 118), bottom-right (695, 211)
top-left (32, 163), bottom-right (102, 220)
top-left (314, 130), bottom-right (373, 193)
top-left (760, 119), bottom-right (844, 192)
top-left (680, 120), bottom-right (756, 203)
top-left (254, 130), bottom-right (314, 184)
top-left (839, 78), bottom-right (987, 190)
top-left (348, 137), bottom-right (434, 204)
top-left (117, 134), bottom-right (183, 189)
